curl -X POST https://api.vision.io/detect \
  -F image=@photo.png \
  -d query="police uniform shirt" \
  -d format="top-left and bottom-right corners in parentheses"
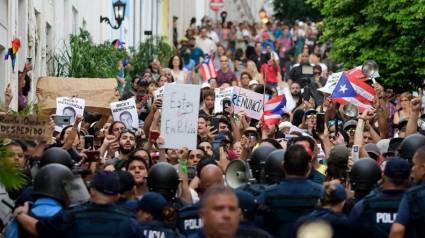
top-left (139, 220), bottom-right (183, 238)
top-left (36, 203), bottom-right (142, 238)
top-left (177, 202), bottom-right (202, 236)
top-left (349, 189), bottom-right (405, 233)
top-left (394, 182), bottom-right (425, 233)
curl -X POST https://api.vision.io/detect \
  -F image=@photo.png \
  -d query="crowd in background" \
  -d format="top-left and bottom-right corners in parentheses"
top-left (2, 14), bottom-right (425, 238)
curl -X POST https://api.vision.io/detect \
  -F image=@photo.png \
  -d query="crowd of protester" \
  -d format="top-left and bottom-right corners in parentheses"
top-left (1, 15), bottom-right (425, 238)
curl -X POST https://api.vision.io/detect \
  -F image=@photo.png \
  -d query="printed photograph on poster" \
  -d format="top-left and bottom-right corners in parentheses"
top-left (111, 97), bottom-right (139, 132)
top-left (55, 97), bottom-right (85, 132)
top-left (214, 87), bottom-right (234, 114)
top-left (160, 84), bottom-right (200, 150)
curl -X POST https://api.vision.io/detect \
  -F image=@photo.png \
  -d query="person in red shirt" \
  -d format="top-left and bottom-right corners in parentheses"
top-left (260, 52), bottom-right (282, 88)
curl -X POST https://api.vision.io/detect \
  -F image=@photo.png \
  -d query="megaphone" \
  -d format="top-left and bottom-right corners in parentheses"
top-left (225, 160), bottom-right (250, 189)
top-left (362, 60), bottom-right (379, 83)
top-left (342, 104), bottom-right (358, 118)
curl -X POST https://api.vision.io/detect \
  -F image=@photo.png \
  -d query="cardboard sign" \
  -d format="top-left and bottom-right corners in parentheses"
top-left (160, 84), bottom-right (200, 150)
top-left (55, 97), bottom-right (85, 132)
top-left (111, 97), bottom-right (139, 132)
top-left (232, 87), bottom-right (264, 120)
top-left (214, 87), bottom-right (234, 114)
top-left (0, 114), bottom-right (52, 141)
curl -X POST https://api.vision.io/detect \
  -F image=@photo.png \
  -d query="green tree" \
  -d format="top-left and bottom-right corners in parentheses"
top-left (273, 0), bottom-right (322, 23)
top-left (309, 0), bottom-right (425, 91)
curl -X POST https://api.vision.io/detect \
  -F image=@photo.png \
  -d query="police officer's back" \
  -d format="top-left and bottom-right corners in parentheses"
top-left (235, 191), bottom-right (271, 238)
top-left (296, 183), bottom-right (352, 238)
top-left (12, 171), bottom-right (141, 238)
top-left (137, 192), bottom-right (183, 238)
top-left (258, 144), bottom-right (323, 238)
top-left (390, 146), bottom-right (425, 238)
top-left (350, 157), bottom-right (410, 238)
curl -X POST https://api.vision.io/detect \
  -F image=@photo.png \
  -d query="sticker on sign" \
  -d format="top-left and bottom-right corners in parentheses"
top-left (210, 0), bottom-right (224, 12)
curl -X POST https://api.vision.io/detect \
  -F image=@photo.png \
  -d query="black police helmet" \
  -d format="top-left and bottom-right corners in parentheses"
top-left (349, 158), bottom-right (381, 192)
top-left (39, 147), bottom-right (73, 169)
top-left (147, 162), bottom-right (179, 201)
top-left (249, 145), bottom-right (275, 182)
top-left (398, 133), bottom-right (425, 161)
top-left (264, 149), bottom-right (285, 184)
top-left (33, 163), bottom-right (74, 203)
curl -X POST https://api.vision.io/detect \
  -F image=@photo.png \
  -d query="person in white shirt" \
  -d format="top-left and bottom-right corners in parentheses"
top-left (196, 27), bottom-right (217, 56)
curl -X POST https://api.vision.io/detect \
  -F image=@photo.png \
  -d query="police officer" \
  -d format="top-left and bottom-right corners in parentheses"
top-left (234, 190), bottom-right (271, 238)
top-left (177, 164), bottom-right (224, 236)
top-left (12, 171), bottom-right (141, 238)
top-left (390, 146), bottom-right (425, 238)
top-left (237, 145), bottom-right (275, 197)
top-left (398, 133), bottom-right (425, 161)
top-left (188, 185), bottom-right (241, 238)
top-left (258, 144), bottom-right (323, 238)
top-left (137, 192), bottom-right (183, 238)
top-left (4, 163), bottom-right (74, 238)
top-left (346, 158), bottom-right (381, 213)
top-left (264, 149), bottom-right (285, 185)
top-left (296, 183), bottom-right (352, 238)
top-left (349, 157), bottom-right (410, 238)
top-left (116, 170), bottom-right (138, 214)
top-left (147, 162), bottom-right (183, 208)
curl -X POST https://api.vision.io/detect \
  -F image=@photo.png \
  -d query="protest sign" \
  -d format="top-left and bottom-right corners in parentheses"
top-left (232, 87), bottom-right (264, 120)
top-left (160, 84), bottom-right (200, 150)
top-left (214, 87), bottom-right (234, 114)
top-left (55, 97), bottom-right (85, 131)
top-left (36, 77), bottom-right (119, 116)
top-left (111, 97), bottom-right (139, 132)
top-left (0, 114), bottom-right (52, 141)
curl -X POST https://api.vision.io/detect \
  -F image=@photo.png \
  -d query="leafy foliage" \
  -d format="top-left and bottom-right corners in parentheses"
top-left (0, 141), bottom-right (27, 190)
top-left (309, 0), bottom-right (425, 91)
top-left (273, 0), bottom-right (322, 23)
top-left (50, 29), bottom-right (175, 80)
top-left (128, 36), bottom-right (176, 78)
top-left (50, 29), bottom-right (128, 78)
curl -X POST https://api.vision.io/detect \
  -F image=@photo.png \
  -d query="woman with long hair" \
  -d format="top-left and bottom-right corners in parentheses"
top-left (168, 55), bottom-right (188, 84)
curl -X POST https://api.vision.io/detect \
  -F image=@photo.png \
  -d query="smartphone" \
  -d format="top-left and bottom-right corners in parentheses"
top-left (84, 135), bottom-right (94, 150)
top-left (26, 57), bottom-right (32, 63)
top-left (54, 115), bottom-right (72, 126)
top-left (352, 145), bottom-right (360, 162)
top-left (316, 113), bottom-right (325, 134)
top-left (222, 98), bottom-right (232, 116)
top-left (210, 117), bottom-right (219, 132)
top-left (149, 131), bottom-right (160, 143)
top-left (85, 151), bottom-right (100, 162)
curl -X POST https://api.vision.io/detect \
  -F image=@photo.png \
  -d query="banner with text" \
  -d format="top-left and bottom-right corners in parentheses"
top-left (55, 97), bottom-right (85, 131)
top-left (232, 87), bottom-right (264, 120)
top-left (160, 84), bottom-right (200, 149)
top-left (111, 97), bottom-right (139, 132)
top-left (0, 115), bottom-right (52, 141)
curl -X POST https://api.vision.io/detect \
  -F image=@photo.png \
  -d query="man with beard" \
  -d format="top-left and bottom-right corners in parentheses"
top-left (199, 89), bottom-right (215, 118)
top-left (108, 129), bottom-right (137, 169)
top-left (280, 82), bottom-right (302, 113)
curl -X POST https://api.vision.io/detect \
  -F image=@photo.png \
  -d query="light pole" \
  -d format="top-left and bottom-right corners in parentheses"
top-left (100, 0), bottom-right (126, 30)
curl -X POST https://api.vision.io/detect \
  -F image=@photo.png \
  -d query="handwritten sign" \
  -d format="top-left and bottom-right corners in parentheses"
top-left (111, 97), bottom-right (139, 132)
top-left (214, 87), bottom-right (234, 114)
top-left (160, 84), bottom-right (200, 149)
top-left (232, 87), bottom-right (264, 120)
top-left (56, 97), bottom-right (85, 132)
top-left (0, 115), bottom-right (52, 141)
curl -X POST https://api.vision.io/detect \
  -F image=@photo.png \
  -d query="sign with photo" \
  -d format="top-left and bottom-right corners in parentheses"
top-left (111, 97), bottom-right (139, 132)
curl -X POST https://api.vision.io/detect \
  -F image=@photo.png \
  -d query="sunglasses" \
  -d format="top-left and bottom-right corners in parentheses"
top-left (314, 71), bottom-right (322, 75)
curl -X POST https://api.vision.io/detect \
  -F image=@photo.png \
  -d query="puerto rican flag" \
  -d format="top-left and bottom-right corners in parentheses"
top-left (199, 55), bottom-right (217, 81)
top-left (262, 95), bottom-right (287, 126)
top-left (331, 71), bottom-right (376, 111)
